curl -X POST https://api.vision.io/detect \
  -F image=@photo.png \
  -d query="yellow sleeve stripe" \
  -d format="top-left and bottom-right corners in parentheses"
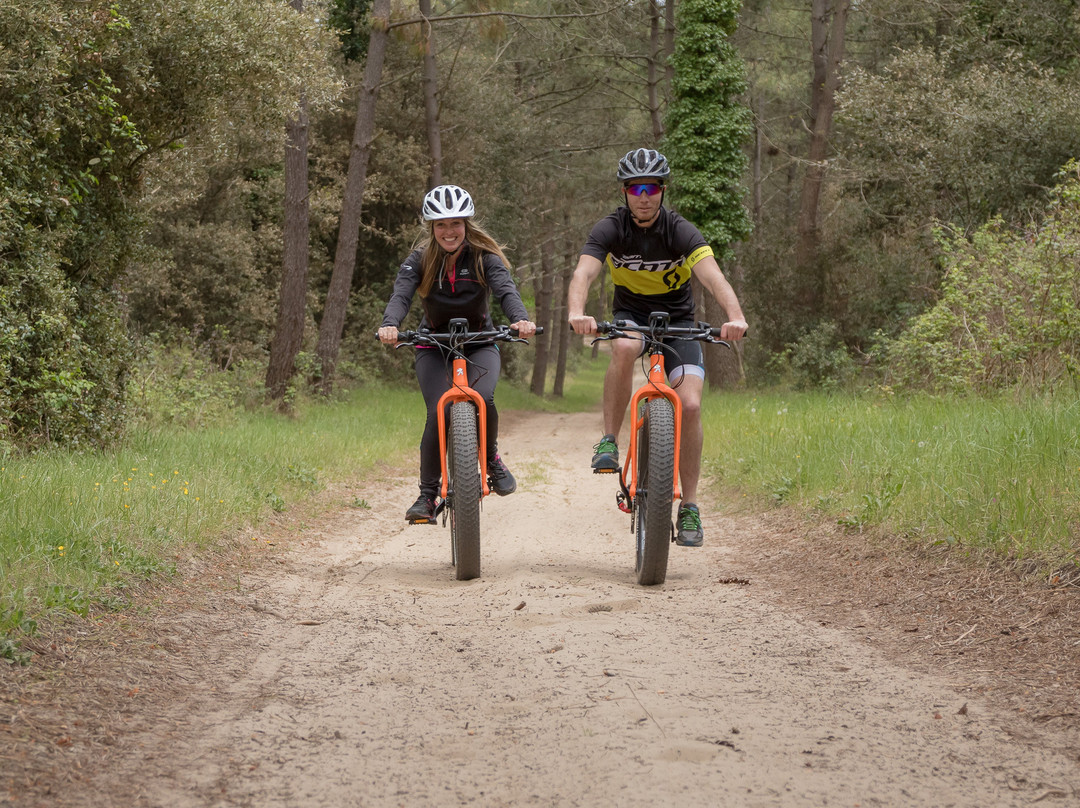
top-left (685, 245), bottom-right (714, 268)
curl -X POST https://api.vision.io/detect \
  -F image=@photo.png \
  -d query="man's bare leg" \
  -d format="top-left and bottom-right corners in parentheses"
top-left (674, 374), bottom-right (704, 504)
top-left (602, 337), bottom-right (641, 440)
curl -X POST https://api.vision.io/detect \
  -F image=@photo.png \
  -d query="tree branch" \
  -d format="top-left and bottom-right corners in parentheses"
top-left (387, 6), bottom-right (620, 31)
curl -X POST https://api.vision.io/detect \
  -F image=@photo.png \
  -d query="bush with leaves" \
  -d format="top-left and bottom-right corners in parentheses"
top-left (0, 0), bottom-right (338, 448)
top-left (663, 0), bottom-right (752, 257)
top-left (887, 162), bottom-right (1080, 393)
top-left (788, 321), bottom-right (856, 391)
top-left (838, 48), bottom-right (1080, 234)
top-left (0, 3), bottom-right (140, 447)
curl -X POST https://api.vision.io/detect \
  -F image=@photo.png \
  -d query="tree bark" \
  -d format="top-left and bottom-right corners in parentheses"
top-left (555, 218), bottom-right (575, 396)
top-left (647, 0), bottom-right (664, 141)
top-left (315, 0), bottom-right (392, 393)
top-left (266, 0), bottom-right (310, 403)
top-left (530, 237), bottom-right (555, 396)
top-left (794, 0), bottom-right (849, 285)
top-left (553, 262), bottom-right (573, 398)
top-left (420, 0), bottom-right (443, 187)
top-left (591, 269), bottom-right (607, 360)
top-left (664, 0), bottom-right (675, 85)
top-left (751, 93), bottom-right (763, 226)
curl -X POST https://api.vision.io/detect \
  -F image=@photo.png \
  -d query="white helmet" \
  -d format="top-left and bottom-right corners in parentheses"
top-left (616, 148), bottom-right (670, 182)
top-left (422, 184), bottom-right (475, 221)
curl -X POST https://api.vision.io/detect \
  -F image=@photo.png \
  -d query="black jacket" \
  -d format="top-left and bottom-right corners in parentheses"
top-left (381, 243), bottom-right (529, 332)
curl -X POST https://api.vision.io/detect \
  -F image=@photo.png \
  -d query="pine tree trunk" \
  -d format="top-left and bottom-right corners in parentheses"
top-left (266, 0), bottom-right (310, 403)
top-left (315, 0), bottom-right (392, 394)
top-left (647, 0), bottom-right (664, 141)
top-left (794, 0), bottom-right (849, 290)
top-left (420, 0), bottom-right (443, 187)
top-left (553, 263), bottom-right (573, 398)
top-left (530, 240), bottom-right (555, 396)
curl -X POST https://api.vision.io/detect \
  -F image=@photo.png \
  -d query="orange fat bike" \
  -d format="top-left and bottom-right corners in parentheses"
top-left (593, 312), bottom-right (732, 586)
top-left (389, 319), bottom-right (539, 581)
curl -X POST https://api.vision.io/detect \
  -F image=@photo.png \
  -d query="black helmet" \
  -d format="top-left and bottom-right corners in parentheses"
top-left (616, 148), bottom-right (670, 182)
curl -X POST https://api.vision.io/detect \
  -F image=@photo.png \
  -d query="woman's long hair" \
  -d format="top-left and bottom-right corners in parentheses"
top-left (415, 219), bottom-right (510, 298)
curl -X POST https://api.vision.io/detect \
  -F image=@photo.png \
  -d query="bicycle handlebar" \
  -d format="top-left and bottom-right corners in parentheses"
top-left (378, 321), bottom-right (543, 348)
top-left (594, 316), bottom-right (733, 348)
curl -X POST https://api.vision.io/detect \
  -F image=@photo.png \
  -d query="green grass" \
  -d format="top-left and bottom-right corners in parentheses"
top-left (0, 364), bottom-right (605, 657)
top-left (701, 389), bottom-right (1080, 563)
top-left (6, 355), bottom-right (1079, 659)
top-left (0, 385), bottom-right (424, 653)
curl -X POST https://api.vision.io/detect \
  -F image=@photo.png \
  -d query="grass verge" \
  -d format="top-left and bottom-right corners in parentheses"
top-left (0, 385), bottom-right (425, 659)
top-left (701, 389), bottom-right (1080, 566)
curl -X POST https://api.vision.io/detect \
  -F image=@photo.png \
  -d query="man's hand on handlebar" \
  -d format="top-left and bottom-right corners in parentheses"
top-left (568, 314), bottom-right (597, 336)
top-left (720, 319), bottom-right (748, 341)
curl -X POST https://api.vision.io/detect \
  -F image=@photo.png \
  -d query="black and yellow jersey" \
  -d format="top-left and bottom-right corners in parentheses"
top-left (580, 206), bottom-right (712, 322)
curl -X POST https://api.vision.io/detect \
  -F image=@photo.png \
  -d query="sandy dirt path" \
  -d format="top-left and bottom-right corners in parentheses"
top-left (18, 410), bottom-right (1080, 807)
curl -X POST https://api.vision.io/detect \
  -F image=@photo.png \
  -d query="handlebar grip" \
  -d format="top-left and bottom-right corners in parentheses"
top-left (708, 326), bottom-right (749, 339)
top-left (509, 325), bottom-right (544, 337)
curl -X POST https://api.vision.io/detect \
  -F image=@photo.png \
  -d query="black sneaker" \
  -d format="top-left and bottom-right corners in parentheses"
top-left (591, 433), bottom-right (620, 473)
top-left (675, 503), bottom-right (703, 547)
top-left (406, 494), bottom-right (437, 522)
top-left (487, 454), bottom-right (516, 496)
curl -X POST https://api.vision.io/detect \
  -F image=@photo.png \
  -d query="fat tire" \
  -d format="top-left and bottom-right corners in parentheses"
top-left (448, 401), bottom-right (482, 580)
top-left (634, 397), bottom-right (675, 585)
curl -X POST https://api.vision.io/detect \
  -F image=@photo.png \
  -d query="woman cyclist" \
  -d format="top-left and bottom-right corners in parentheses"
top-left (378, 184), bottom-right (537, 522)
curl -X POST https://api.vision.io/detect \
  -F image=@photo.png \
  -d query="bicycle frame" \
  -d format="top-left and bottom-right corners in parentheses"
top-left (436, 354), bottom-right (490, 500)
top-left (621, 349), bottom-right (682, 504)
top-left (383, 320), bottom-right (538, 509)
top-left (595, 314), bottom-right (731, 514)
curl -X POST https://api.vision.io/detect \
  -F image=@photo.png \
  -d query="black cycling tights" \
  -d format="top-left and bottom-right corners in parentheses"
top-left (414, 343), bottom-right (500, 496)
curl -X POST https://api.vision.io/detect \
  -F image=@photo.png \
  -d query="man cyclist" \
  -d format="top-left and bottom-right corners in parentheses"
top-left (567, 148), bottom-right (748, 547)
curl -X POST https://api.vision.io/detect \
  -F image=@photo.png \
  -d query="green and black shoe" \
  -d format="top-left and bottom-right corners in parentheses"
top-left (591, 433), bottom-right (620, 473)
top-left (675, 503), bottom-right (703, 547)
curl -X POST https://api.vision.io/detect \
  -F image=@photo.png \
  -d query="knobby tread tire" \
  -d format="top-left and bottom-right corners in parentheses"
top-left (635, 397), bottom-right (675, 585)
top-left (448, 401), bottom-right (482, 580)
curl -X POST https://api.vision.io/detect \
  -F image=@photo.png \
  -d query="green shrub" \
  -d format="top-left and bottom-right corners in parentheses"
top-left (789, 321), bottom-right (857, 391)
top-left (888, 162), bottom-right (1080, 393)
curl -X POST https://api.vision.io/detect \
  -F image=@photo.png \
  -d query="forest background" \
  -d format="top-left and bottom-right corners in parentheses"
top-left (3, 1), bottom-right (1080, 644)
top-left (4, 0), bottom-right (1080, 451)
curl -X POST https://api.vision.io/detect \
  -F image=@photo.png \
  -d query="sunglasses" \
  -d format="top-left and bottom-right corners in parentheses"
top-left (624, 183), bottom-right (663, 197)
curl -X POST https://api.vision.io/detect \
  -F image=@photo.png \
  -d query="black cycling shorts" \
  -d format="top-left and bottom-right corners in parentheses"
top-left (612, 310), bottom-right (705, 382)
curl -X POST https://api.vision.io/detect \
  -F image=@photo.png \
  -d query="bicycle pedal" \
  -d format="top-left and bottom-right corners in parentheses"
top-left (592, 467), bottom-right (619, 474)
top-left (616, 492), bottom-right (632, 514)
top-left (406, 498), bottom-right (445, 525)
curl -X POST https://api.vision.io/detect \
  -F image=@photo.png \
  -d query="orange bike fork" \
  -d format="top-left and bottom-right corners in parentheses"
top-left (436, 356), bottom-right (490, 500)
top-left (621, 352), bottom-right (682, 501)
